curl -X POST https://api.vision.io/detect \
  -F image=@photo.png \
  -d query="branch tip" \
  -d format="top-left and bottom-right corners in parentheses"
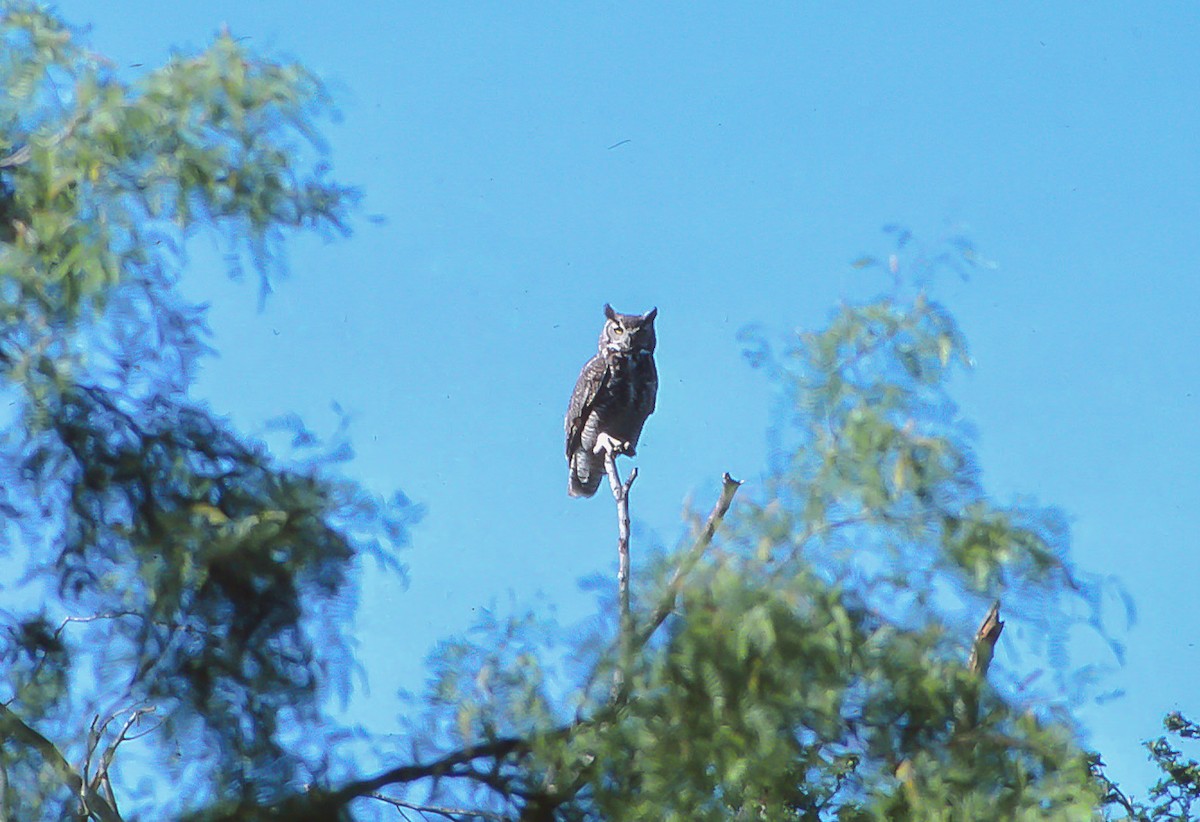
top-left (968, 600), bottom-right (1004, 677)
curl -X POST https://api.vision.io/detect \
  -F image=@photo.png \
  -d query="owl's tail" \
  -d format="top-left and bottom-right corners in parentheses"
top-left (568, 452), bottom-right (603, 498)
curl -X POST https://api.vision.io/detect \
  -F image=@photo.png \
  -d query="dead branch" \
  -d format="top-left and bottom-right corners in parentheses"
top-left (87, 707), bottom-right (157, 804)
top-left (897, 600), bottom-right (1008, 783)
top-left (602, 448), bottom-right (638, 695)
top-left (959, 600), bottom-right (1005, 731)
top-left (0, 703), bottom-right (123, 822)
top-left (637, 473), bottom-right (742, 646)
top-left (968, 600), bottom-right (1004, 677)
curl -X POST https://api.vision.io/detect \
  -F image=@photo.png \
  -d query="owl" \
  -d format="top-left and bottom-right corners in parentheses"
top-left (565, 304), bottom-right (658, 498)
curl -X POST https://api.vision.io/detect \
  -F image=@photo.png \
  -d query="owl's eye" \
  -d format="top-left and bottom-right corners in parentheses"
top-left (612, 325), bottom-right (624, 334)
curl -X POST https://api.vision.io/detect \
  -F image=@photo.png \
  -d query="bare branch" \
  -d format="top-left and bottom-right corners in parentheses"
top-left (368, 792), bottom-right (508, 821)
top-left (602, 448), bottom-right (637, 696)
top-left (958, 601), bottom-right (1005, 732)
top-left (88, 707), bottom-right (157, 801)
top-left (637, 472), bottom-right (742, 646)
top-left (968, 600), bottom-right (1004, 677)
top-left (0, 703), bottom-right (123, 822)
top-left (54, 612), bottom-right (142, 639)
top-left (0, 144), bottom-right (30, 168)
top-left (297, 737), bottom-right (528, 815)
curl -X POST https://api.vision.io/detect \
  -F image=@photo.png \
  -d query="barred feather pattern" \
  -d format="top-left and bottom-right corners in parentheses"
top-left (565, 305), bottom-right (658, 498)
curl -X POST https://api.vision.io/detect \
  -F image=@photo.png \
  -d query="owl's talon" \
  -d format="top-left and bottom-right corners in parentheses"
top-left (593, 432), bottom-right (628, 457)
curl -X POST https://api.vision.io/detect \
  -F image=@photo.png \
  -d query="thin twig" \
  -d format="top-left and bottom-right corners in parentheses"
top-left (54, 611), bottom-right (142, 639)
top-left (0, 703), bottom-right (123, 822)
top-left (602, 448), bottom-right (637, 696)
top-left (89, 707), bottom-right (157, 799)
top-left (368, 792), bottom-right (508, 821)
top-left (637, 473), bottom-right (742, 647)
top-left (1091, 757), bottom-right (1145, 821)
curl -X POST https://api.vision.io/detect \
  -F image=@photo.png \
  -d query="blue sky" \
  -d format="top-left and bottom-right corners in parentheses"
top-left (54, 0), bottom-right (1199, 797)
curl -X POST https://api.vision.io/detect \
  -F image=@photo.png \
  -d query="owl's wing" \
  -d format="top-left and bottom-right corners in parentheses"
top-left (565, 354), bottom-right (608, 459)
top-left (643, 355), bottom-right (658, 415)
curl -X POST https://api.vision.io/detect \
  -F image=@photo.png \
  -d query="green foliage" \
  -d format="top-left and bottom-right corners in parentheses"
top-left (1098, 712), bottom-right (1200, 821)
top-left (1145, 713), bottom-right (1200, 818)
top-left (0, 4), bottom-right (412, 819)
top-left (0, 4), bottom-right (1175, 820)
top-left (386, 235), bottom-right (1121, 821)
top-left (0, 2), bottom-right (353, 326)
top-left (1132, 710), bottom-right (1200, 820)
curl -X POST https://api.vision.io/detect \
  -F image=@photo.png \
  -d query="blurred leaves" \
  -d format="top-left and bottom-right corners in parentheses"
top-left (0, 2), bottom-right (1167, 818)
top-left (376, 232), bottom-right (1126, 820)
top-left (0, 4), bottom-right (411, 819)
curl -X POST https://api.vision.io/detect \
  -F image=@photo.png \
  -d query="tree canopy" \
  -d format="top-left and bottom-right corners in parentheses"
top-left (0, 5), bottom-right (412, 818)
top-left (0, 5), bottom-right (1193, 821)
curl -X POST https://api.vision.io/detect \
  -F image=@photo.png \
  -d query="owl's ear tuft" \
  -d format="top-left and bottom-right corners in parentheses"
top-left (644, 307), bottom-right (658, 323)
top-left (604, 304), bottom-right (617, 320)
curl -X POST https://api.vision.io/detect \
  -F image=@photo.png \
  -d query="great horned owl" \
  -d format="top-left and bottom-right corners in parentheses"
top-left (565, 304), bottom-right (658, 498)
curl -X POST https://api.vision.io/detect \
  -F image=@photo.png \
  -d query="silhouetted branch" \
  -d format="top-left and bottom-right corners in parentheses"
top-left (278, 737), bottom-right (529, 819)
top-left (367, 793), bottom-right (508, 821)
top-left (1090, 755), bottom-right (1144, 821)
top-left (265, 470), bottom-right (739, 816)
top-left (270, 474), bottom-right (741, 820)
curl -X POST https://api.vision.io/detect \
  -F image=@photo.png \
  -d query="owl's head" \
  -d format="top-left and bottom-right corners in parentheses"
top-left (599, 304), bottom-right (657, 356)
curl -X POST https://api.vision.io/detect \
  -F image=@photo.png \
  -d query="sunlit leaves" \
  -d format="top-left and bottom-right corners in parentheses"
top-left (1140, 712), bottom-right (1200, 819)
top-left (0, 4), bottom-right (355, 341)
top-left (0, 4), bottom-right (405, 819)
top-left (379, 233), bottom-right (1130, 820)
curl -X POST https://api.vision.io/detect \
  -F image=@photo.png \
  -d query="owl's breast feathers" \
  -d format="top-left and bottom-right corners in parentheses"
top-left (565, 348), bottom-right (657, 492)
top-left (601, 350), bottom-right (657, 441)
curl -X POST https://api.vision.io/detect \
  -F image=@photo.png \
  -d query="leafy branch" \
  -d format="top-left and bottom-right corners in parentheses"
top-left (253, 472), bottom-right (742, 819)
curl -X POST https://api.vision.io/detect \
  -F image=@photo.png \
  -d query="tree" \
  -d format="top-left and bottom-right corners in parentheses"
top-left (0, 5), bottom-right (414, 819)
top-left (346, 233), bottom-right (1111, 821)
top-left (0, 5), bottom-right (1186, 821)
